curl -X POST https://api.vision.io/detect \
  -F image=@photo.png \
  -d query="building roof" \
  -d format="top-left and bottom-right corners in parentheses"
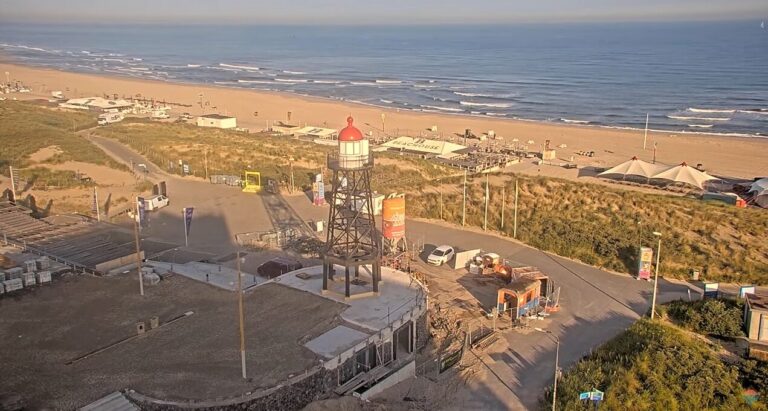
top-left (338, 116), bottom-right (363, 141)
top-left (200, 114), bottom-right (235, 120)
top-left (747, 294), bottom-right (768, 311)
top-left (382, 136), bottom-right (466, 156)
top-left (60, 97), bottom-right (133, 110)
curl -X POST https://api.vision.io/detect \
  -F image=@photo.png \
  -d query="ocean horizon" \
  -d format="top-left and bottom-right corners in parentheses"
top-left (1, 21), bottom-right (766, 136)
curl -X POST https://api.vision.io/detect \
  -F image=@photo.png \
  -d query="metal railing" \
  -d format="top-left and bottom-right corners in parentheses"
top-left (327, 152), bottom-right (374, 170)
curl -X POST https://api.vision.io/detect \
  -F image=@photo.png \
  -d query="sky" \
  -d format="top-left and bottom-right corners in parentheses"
top-left (0, 0), bottom-right (766, 24)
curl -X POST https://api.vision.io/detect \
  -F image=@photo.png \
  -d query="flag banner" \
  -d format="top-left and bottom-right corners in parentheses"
top-left (137, 197), bottom-right (147, 228)
top-left (184, 207), bottom-right (194, 235)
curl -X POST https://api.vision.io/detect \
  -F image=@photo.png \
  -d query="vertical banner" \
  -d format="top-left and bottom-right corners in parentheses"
top-left (703, 282), bottom-right (719, 299)
top-left (637, 247), bottom-right (653, 280)
top-left (183, 207), bottom-right (194, 247)
top-left (313, 173), bottom-right (325, 206)
top-left (137, 197), bottom-right (147, 229)
top-left (92, 187), bottom-right (100, 221)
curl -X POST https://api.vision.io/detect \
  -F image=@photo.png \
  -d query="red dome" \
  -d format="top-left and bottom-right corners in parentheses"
top-left (338, 116), bottom-right (363, 141)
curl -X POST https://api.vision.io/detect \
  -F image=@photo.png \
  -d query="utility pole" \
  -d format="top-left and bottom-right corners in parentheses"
top-left (204, 150), bottom-right (209, 181)
top-left (133, 199), bottom-right (144, 296)
top-left (237, 251), bottom-right (247, 379)
top-left (483, 174), bottom-right (489, 231)
top-left (437, 179), bottom-right (443, 220)
top-left (513, 178), bottom-right (519, 239)
top-left (651, 232), bottom-right (662, 319)
top-left (94, 187), bottom-right (100, 221)
top-left (8, 166), bottom-right (16, 201)
top-left (500, 185), bottom-right (506, 229)
top-left (462, 169), bottom-right (467, 227)
top-left (289, 157), bottom-right (295, 194)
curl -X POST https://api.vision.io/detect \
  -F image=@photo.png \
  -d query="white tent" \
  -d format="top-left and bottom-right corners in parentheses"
top-left (651, 162), bottom-right (718, 189)
top-left (598, 157), bottom-right (666, 179)
top-left (749, 178), bottom-right (768, 194)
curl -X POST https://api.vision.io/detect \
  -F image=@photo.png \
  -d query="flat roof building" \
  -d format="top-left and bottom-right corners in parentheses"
top-left (197, 114), bottom-right (237, 129)
top-left (745, 293), bottom-right (768, 360)
top-left (59, 97), bottom-right (134, 112)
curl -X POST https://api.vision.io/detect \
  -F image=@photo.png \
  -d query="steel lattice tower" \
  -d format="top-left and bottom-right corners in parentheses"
top-left (322, 117), bottom-right (381, 298)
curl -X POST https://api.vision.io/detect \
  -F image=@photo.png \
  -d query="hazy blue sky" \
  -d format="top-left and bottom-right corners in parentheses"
top-left (1, 0), bottom-right (766, 24)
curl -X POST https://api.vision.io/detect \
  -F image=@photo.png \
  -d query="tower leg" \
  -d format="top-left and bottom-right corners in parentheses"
top-left (322, 261), bottom-right (328, 291)
top-left (373, 264), bottom-right (380, 293)
top-left (355, 265), bottom-right (359, 279)
top-left (345, 266), bottom-right (350, 298)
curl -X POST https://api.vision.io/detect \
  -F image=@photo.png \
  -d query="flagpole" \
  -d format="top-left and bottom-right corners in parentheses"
top-left (501, 185), bottom-right (505, 229)
top-left (513, 178), bottom-right (519, 239)
top-left (643, 113), bottom-right (649, 150)
top-left (462, 169), bottom-right (467, 227)
top-left (483, 174), bottom-right (489, 231)
top-left (134, 198), bottom-right (144, 296)
top-left (94, 188), bottom-right (101, 221)
top-left (183, 208), bottom-right (189, 247)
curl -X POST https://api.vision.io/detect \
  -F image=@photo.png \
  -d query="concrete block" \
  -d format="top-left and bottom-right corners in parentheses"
top-left (24, 260), bottom-right (36, 273)
top-left (3, 278), bottom-right (23, 292)
top-left (150, 316), bottom-right (159, 329)
top-left (35, 271), bottom-right (52, 284)
top-left (6, 267), bottom-right (23, 279)
top-left (143, 272), bottom-right (160, 285)
top-left (136, 322), bottom-right (146, 335)
top-left (0, 271), bottom-right (5, 282)
top-left (22, 272), bottom-right (36, 287)
top-left (36, 257), bottom-right (50, 270)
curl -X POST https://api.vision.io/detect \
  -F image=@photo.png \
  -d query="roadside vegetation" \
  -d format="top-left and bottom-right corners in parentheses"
top-left (94, 119), bottom-right (454, 192)
top-left (545, 319), bottom-right (751, 410)
top-left (408, 173), bottom-right (768, 284)
top-left (665, 298), bottom-right (745, 338)
top-left (0, 101), bottom-right (125, 171)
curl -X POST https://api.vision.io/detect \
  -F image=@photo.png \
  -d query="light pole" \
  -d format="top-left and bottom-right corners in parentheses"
top-left (237, 251), bottom-right (247, 379)
top-left (650, 231), bottom-right (662, 319)
top-left (535, 328), bottom-right (560, 411)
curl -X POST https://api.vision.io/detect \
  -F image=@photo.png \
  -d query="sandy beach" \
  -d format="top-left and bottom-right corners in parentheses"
top-left (2, 61), bottom-right (767, 181)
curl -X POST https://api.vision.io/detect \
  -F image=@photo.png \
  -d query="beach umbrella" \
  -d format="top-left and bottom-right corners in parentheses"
top-left (598, 157), bottom-right (666, 179)
top-left (512, 138), bottom-right (519, 142)
top-left (651, 162), bottom-right (719, 189)
top-left (527, 140), bottom-right (535, 144)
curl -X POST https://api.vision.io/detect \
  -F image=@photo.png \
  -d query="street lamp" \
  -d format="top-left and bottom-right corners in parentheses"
top-left (650, 231), bottom-right (662, 319)
top-left (237, 251), bottom-right (247, 379)
top-left (535, 327), bottom-right (560, 411)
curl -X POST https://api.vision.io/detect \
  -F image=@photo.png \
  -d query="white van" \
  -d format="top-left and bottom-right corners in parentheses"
top-left (98, 112), bottom-right (124, 126)
top-left (145, 195), bottom-right (169, 211)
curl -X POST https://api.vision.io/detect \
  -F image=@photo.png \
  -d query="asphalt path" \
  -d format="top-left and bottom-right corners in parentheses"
top-left (86, 134), bottom-right (701, 410)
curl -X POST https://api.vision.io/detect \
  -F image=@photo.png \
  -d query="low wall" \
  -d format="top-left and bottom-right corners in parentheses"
top-left (358, 360), bottom-right (415, 400)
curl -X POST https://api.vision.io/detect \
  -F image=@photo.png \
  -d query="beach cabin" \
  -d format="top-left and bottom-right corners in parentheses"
top-left (196, 114), bottom-right (237, 129)
top-left (745, 294), bottom-right (768, 360)
top-left (497, 279), bottom-right (541, 320)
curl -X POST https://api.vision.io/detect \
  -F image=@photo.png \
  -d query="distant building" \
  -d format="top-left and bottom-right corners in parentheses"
top-left (745, 294), bottom-right (768, 360)
top-left (380, 136), bottom-right (466, 157)
top-left (59, 97), bottom-right (133, 113)
top-left (196, 114), bottom-right (237, 129)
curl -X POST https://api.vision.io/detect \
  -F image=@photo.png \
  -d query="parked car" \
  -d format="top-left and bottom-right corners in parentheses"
top-left (257, 257), bottom-right (303, 278)
top-left (427, 245), bottom-right (455, 266)
top-left (144, 194), bottom-right (169, 211)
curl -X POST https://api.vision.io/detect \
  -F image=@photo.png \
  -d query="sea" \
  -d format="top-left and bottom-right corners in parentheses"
top-left (1, 21), bottom-right (767, 136)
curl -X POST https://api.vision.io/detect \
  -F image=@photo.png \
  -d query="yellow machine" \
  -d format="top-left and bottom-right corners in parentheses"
top-left (242, 171), bottom-right (262, 193)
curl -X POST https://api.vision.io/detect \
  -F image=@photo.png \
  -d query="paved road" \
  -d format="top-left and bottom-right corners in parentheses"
top-left (404, 219), bottom-right (696, 409)
top-left (87, 135), bottom-right (699, 410)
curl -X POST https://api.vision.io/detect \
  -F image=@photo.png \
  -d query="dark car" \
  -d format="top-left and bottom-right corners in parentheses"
top-left (256, 257), bottom-right (303, 279)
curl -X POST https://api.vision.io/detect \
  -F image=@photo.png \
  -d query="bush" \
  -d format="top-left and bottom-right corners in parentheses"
top-left (545, 320), bottom-right (747, 410)
top-left (667, 299), bottom-right (745, 337)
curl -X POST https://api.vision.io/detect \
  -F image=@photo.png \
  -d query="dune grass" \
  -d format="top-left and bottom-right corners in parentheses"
top-left (0, 101), bottom-right (125, 172)
top-left (408, 173), bottom-right (768, 284)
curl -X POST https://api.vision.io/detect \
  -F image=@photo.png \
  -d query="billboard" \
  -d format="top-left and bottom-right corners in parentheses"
top-left (382, 195), bottom-right (405, 240)
top-left (703, 282), bottom-right (719, 299)
top-left (637, 247), bottom-right (653, 280)
top-left (313, 173), bottom-right (326, 206)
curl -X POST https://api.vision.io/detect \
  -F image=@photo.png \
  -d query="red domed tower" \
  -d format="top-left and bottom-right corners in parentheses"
top-left (323, 116), bottom-right (380, 298)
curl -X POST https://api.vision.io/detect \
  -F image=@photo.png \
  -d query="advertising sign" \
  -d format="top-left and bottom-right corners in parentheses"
top-left (637, 247), bottom-right (653, 280)
top-left (313, 173), bottom-right (326, 206)
top-left (137, 197), bottom-right (147, 228)
top-left (703, 282), bottom-right (719, 299)
top-left (382, 196), bottom-right (406, 240)
top-left (740, 285), bottom-right (756, 298)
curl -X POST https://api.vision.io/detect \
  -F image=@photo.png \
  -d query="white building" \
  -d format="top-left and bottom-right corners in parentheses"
top-left (59, 97), bottom-right (134, 113)
top-left (196, 114), bottom-right (237, 129)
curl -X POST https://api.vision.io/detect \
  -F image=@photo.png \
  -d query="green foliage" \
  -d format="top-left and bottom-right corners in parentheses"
top-left (408, 173), bottom-right (768, 284)
top-left (18, 167), bottom-right (94, 190)
top-left (0, 101), bottom-right (125, 171)
top-left (546, 320), bottom-right (747, 410)
top-left (740, 360), bottom-right (768, 402)
top-left (667, 299), bottom-right (745, 337)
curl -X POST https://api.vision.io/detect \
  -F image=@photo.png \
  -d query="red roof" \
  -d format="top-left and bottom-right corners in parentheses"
top-left (338, 116), bottom-right (363, 141)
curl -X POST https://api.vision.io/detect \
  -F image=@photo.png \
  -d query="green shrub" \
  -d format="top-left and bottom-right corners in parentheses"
top-left (667, 299), bottom-right (745, 338)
